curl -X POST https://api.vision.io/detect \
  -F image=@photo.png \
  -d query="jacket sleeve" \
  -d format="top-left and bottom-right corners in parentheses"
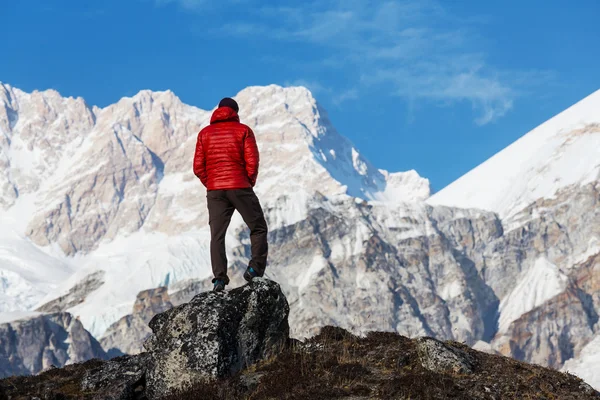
top-left (244, 127), bottom-right (259, 187)
top-left (193, 131), bottom-right (208, 187)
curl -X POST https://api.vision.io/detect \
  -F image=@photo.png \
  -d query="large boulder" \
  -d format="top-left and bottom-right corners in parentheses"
top-left (143, 278), bottom-right (290, 399)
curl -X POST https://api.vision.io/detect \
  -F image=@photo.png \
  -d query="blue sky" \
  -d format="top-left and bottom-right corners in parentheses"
top-left (1, 0), bottom-right (599, 192)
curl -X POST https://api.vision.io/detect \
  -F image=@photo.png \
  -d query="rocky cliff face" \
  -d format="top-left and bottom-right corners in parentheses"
top-left (488, 181), bottom-right (600, 369)
top-left (0, 312), bottom-right (106, 378)
top-left (36, 271), bottom-right (105, 313)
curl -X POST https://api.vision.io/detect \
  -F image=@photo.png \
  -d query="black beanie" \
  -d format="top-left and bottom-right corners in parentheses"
top-left (218, 97), bottom-right (239, 113)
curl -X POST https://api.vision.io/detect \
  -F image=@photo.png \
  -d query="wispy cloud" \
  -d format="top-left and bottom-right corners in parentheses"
top-left (156, 0), bottom-right (553, 124)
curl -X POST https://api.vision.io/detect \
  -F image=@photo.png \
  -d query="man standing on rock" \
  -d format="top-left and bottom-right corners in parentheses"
top-left (193, 97), bottom-right (268, 292)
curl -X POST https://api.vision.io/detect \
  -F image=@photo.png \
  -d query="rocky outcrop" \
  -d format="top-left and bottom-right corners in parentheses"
top-left (0, 312), bottom-right (106, 378)
top-left (95, 278), bottom-right (250, 358)
top-left (144, 278), bottom-right (289, 399)
top-left (100, 287), bottom-right (173, 357)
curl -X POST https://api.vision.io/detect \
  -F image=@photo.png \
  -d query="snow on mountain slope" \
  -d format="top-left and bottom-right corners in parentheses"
top-left (0, 194), bottom-right (74, 315)
top-left (428, 89), bottom-right (600, 218)
top-left (497, 257), bottom-right (568, 333)
top-left (0, 228), bottom-right (72, 314)
top-left (562, 335), bottom-right (600, 390)
top-left (233, 85), bottom-right (430, 207)
top-left (44, 229), bottom-right (214, 337)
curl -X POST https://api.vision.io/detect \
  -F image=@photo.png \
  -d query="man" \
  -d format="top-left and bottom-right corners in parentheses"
top-left (193, 97), bottom-right (268, 292)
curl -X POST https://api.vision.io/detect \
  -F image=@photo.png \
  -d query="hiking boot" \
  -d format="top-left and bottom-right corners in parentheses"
top-left (243, 266), bottom-right (261, 282)
top-left (213, 280), bottom-right (226, 292)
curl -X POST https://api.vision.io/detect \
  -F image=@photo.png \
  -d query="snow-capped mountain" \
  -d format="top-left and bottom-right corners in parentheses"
top-left (0, 82), bottom-right (429, 335)
top-left (429, 89), bottom-right (600, 388)
top-left (428, 89), bottom-right (600, 220)
top-left (1, 81), bottom-right (600, 391)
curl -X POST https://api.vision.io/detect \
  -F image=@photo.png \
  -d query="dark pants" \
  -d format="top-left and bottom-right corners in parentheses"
top-left (207, 187), bottom-right (268, 284)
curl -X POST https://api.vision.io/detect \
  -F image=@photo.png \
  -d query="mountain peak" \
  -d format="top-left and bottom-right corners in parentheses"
top-left (429, 88), bottom-right (600, 218)
top-left (237, 84), bottom-right (315, 98)
top-left (113, 88), bottom-right (187, 112)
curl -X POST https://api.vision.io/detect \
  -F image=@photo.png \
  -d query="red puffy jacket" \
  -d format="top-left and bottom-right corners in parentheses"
top-left (193, 106), bottom-right (259, 190)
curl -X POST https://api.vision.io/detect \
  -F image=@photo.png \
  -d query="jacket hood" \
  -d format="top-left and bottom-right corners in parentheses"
top-left (210, 106), bottom-right (240, 124)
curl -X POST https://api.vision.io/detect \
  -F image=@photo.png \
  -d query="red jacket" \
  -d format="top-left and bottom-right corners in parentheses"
top-left (193, 106), bottom-right (259, 190)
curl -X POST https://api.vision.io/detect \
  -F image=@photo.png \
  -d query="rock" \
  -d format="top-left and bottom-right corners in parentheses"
top-left (0, 312), bottom-right (107, 378)
top-left (416, 337), bottom-right (475, 374)
top-left (143, 278), bottom-right (289, 399)
top-left (80, 353), bottom-right (149, 400)
top-left (579, 381), bottom-right (600, 396)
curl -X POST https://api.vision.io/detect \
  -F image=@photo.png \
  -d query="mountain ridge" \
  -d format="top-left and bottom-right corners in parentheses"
top-left (428, 88), bottom-right (600, 219)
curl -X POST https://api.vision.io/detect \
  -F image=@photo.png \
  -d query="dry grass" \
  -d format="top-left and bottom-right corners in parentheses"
top-left (164, 326), bottom-right (599, 400)
top-left (0, 359), bottom-right (105, 400)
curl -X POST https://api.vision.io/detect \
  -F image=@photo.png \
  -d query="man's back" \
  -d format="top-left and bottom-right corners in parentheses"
top-left (193, 106), bottom-right (259, 191)
top-left (193, 97), bottom-right (268, 292)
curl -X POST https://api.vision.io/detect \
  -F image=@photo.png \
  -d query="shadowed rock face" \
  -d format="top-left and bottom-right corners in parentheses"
top-left (0, 313), bottom-right (107, 378)
top-left (143, 278), bottom-right (290, 399)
